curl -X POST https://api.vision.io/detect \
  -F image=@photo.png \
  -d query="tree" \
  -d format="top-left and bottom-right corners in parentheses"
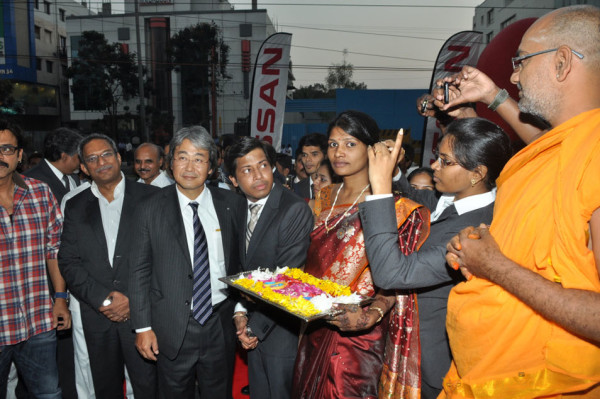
top-left (294, 49), bottom-right (367, 100)
top-left (0, 79), bottom-right (18, 115)
top-left (325, 50), bottom-right (367, 91)
top-left (67, 31), bottom-right (142, 136)
top-left (168, 22), bottom-right (229, 130)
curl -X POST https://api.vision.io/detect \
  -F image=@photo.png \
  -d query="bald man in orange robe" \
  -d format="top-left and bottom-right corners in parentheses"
top-left (440, 5), bottom-right (600, 398)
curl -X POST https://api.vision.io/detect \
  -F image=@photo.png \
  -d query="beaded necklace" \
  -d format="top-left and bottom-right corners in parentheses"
top-left (324, 183), bottom-right (370, 233)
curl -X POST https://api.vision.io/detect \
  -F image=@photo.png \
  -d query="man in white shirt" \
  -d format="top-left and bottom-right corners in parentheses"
top-left (58, 134), bottom-right (158, 399)
top-left (129, 126), bottom-right (245, 399)
top-left (134, 142), bottom-right (174, 188)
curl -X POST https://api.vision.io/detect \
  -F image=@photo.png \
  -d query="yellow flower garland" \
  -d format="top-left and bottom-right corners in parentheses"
top-left (232, 268), bottom-right (353, 317)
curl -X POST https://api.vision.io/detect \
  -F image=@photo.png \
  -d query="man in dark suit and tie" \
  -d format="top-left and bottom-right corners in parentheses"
top-left (129, 126), bottom-right (245, 399)
top-left (25, 127), bottom-right (82, 204)
top-left (58, 133), bottom-right (158, 398)
top-left (23, 127), bottom-right (82, 399)
top-left (293, 133), bottom-right (328, 200)
top-left (225, 137), bottom-right (313, 399)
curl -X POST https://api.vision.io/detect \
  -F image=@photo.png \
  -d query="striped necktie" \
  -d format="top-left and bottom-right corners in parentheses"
top-left (246, 203), bottom-right (262, 252)
top-left (189, 202), bottom-right (212, 325)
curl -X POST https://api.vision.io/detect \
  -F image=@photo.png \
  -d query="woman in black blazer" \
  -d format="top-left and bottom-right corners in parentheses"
top-left (359, 118), bottom-right (513, 399)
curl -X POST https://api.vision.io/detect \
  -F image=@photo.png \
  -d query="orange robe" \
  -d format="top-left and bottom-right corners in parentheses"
top-left (440, 109), bottom-right (600, 398)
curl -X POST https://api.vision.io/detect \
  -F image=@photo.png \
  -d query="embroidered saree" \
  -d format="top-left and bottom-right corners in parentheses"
top-left (292, 185), bottom-right (428, 399)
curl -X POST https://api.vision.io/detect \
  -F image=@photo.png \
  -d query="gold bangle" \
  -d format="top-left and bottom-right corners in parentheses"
top-left (368, 306), bottom-right (385, 324)
top-left (232, 312), bottom-right (247, 320)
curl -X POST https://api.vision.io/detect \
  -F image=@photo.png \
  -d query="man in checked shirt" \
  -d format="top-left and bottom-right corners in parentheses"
top-left (0, 119), bottom-right (71, 398)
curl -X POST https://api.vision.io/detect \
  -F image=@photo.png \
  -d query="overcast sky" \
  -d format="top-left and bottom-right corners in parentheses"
top-left (229, 0), bottom-right (483, 90)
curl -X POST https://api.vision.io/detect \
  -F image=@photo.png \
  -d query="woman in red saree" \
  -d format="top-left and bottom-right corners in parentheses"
top-left (292, 111), bottom-right (429, 399)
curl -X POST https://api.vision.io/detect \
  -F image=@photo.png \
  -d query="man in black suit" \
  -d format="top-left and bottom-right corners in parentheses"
top-left (129, 126), bottom-right (245, 399)
top-left (293, 133), bottom-right (328, 199)
top-left (23, 127), bottom-right (82, 399)
top-left (58, 133), bottom-right (158, 399)
top-left (225, 137), bottom-right (313, 399)
top-left (25, 127), bottom-right (82, 204)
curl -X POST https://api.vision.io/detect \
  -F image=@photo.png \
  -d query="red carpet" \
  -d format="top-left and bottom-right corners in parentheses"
top-left (232, 349), bottom-right (249, 399)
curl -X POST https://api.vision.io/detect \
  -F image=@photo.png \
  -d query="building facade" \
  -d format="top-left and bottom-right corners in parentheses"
top-left (473, 0), bottom-right (600, 44)
top-left (66, 0), bottom-right (278, 142)
top-left (0, 0), bottom-right (90, 145)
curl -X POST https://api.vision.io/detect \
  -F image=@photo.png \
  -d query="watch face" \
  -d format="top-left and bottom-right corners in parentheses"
top-left (102, 298), bottom-right (113, 307)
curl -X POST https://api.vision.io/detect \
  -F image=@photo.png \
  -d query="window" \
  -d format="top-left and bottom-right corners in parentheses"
top-left (501, 15), bottom-right (516, 30)
top-left (44, 1), bottom-right (51, 14)
top-left (34, 0), bottom-right (39, 9)
top-left (36, 58), bottom-right (42, 71)
top-left (34, 25), bottom-right (41, 40)
top-left (117, 28), bottom-right (130, 41)
top-left (480, 15), bottom-right (484, 25)
top-left (46, 60), bottom-right (53, 73)
top-left (59, 35), bottom-right (66, 50)
top-left (487, 8), bottom-right (494, 24)
top-left (486, 31), bottom-right (494, 44)
top-left (59, 9), bottom-right (66, 21)
top-left (44, 29), bottom-right (52, 43)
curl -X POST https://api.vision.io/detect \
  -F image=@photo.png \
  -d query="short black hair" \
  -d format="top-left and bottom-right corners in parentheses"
top-left (78, 133), bottom-right (119, 165)
top-left (0, 119), bottom-right (24, 148)
top-left (444, 118), bottom-right (512, 190)
top-left (327, 110), bottom-right (379, 146)
top-left (275, 153), bottom-right (292, 171)
top-left (402, 144), bottom-right (415, 162)
top-left (407, 167), bottom-right (434, 182)
top-left (298, 133), bottom-right (328, 155)
top-left (43, 128), bottom-right (83, 162)
top-left (224, 137), bottom-right (274, 178)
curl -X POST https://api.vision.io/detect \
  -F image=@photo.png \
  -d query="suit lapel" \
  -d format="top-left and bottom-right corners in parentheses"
top-left (113, 180), bottom-right (135, 271)
top-left (41, 161), bottom-right (68, 201)
top-left (164, 185), bottom-right (193, 269)
top-left (208, 185), bottom-right (232, 273)
top-left (85, 191), bottom-right (110, 266)
top-left (245, 184), bottom-right (282, 262)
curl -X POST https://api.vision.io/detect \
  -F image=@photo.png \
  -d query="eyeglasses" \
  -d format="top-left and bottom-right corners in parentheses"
top-left (434, 151), bottom-right (459, 168)
top-left (0, 145), bottom-right (19, 156)
top-left (173, 155), bottom-right (210, 166)
top-left (512, 48), bottom-right (584, 71)
top-left (84, 151), bottom-right (116, 164)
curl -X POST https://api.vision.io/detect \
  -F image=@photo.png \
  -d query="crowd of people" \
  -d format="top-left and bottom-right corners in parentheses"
top-left (1, 4), bottom-right (600, 399)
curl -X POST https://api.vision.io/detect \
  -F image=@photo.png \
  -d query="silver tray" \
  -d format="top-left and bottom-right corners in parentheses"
top-left (220, 271), bottom-right (373, 322)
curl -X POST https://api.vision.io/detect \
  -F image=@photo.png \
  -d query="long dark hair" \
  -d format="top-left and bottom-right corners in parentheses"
top-left (444, 118), bottom-right (512, 190)
top-left (327, 110), bottom-right (380, 146)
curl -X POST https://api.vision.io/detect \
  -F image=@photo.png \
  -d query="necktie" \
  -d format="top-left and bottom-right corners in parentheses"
top-left (189, 202), bottom-right (212, 325)
top-left (246, 203), bottom-right (262, 251)
top-left (62, 175), bottom-right (70, 191)
top-left (310, 183), bottom-right (315, 200)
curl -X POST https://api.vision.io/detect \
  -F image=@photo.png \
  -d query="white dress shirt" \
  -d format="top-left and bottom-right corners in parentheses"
top-left (137, 170), bottom-right (174, 188)
top-left (90, 173), bottom-right (126, 267)
top-left (176, 185), bottom-right (228, 307)
top-left (46, 159), bottom-right (77, 190)
top-left (430, 190), bottom-right (496, 222)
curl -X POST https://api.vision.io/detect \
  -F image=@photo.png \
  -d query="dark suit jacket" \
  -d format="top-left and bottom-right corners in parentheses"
top-left (58, 179), bottom-right (158, 332)
top-left (25, 159), bottom-right (79, 204)
top-left (359, 178), bottom-right (494, 395)
top-left (128, 184), bottom-right (245, 360)
top-left (242, 183), bottom-right (313, 346)
top-left (292, 177), bottom-right (311, 199)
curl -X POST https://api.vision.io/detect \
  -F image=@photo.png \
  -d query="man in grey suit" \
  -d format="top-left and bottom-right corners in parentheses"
top-left (129, 126), bottom-right (245, 399)
top-left (225, 137), bottom-right (313, 399)
top-left (23, 127), bottom-right (82, 399)
top-left (25, 127), bottom-right (82, 205)
top-left (58, 133), bottom-right (158, 398)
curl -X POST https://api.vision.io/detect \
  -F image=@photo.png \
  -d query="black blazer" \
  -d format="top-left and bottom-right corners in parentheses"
top-left (25, 159), bottom-right (79, 204)
top-left (359, 177), bottom-right (495, 396)
top-left (292, 177), bottom-right (311, 199)
top-left (242, 183), bottom-right (313, 346)
top-left (128, 184), bottom-right (245, 360)
top-left (58, 179), bottom-right (158, 331)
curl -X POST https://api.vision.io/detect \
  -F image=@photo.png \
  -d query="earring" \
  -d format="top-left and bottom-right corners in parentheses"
top-left (556, 74), bottom-right (560, 79)
top-left (471, 178), bottom-right (477, 186)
